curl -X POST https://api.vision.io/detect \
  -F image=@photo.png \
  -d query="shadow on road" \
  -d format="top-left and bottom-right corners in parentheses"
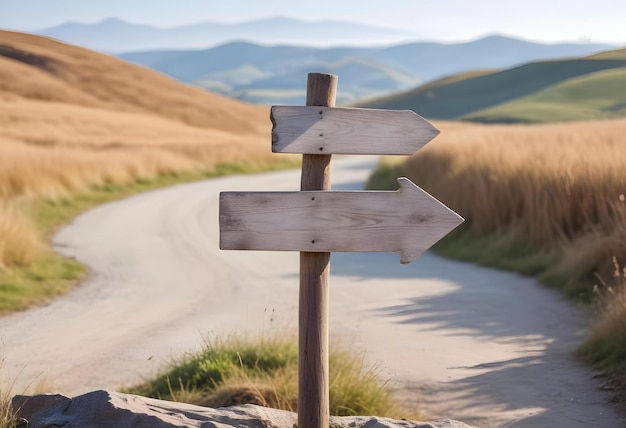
top-left (329, 251), bottom-right (617, 427)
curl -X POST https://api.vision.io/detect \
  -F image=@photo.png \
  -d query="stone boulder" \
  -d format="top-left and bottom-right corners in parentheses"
top-left (12, 390), bottom-right (477, 428)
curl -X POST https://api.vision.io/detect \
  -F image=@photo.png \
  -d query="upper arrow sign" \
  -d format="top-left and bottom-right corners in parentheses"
top-left (220, 177), bottom-right (463, 264)
top-left (271, 106), bottom-right (440, 155)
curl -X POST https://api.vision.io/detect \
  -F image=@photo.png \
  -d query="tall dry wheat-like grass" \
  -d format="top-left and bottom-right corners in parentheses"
top-left (578, 257), bottom-right (626, 373)
top-left (0, 202), bottom-right (39, 269)
top-left (0, 27), bottom-right (276, 273)
top-left (401, 119), bottom-right (626, 282)
top-left (0, 96), bottom-right (274, 270)
top-left (594, 257), bottom-right (626, 322)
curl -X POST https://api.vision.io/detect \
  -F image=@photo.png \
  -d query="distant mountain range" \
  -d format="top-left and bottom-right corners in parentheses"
top-left (356, 48), bottom-right (626, 123)
top-left (33, 17), bottom-right (419, 52)
top-left (118, 36), bottom-right (614, 105)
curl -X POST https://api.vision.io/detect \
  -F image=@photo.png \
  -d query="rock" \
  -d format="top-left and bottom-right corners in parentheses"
top-left (12, 390), bottom-right (477, 428)
top-left (11, 393), bottom-right (70, 424)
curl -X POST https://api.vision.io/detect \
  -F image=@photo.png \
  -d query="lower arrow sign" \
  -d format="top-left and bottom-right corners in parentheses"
top-left (219, 178), bottom-right (463, 264)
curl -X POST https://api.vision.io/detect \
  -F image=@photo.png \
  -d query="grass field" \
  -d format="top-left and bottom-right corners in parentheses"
top-left (1, 335), bottom-right (418, 426)
top-left (464, 67), bottom-right (626, 123)
top-left (126, 334), bottom-right (416, 419)
top-left (0, 30), bottom-right (293, 313)
top-left (357, 47), bottom-right (626, 124)
top-left (368, 118), bottom-right (626, 373)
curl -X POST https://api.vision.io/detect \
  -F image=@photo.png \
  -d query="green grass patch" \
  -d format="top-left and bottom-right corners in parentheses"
top-left (0, 254), bottom-right (85, 315)
top-left (464, 68), bottom-right (626, 123)
top-left (433, 227), bottom-right (595, 302)
top-left (127, 334), bottom-right (416, 418)
top-left (357, 58), bottom-right (626, 122)
top-left (0, 159), bottom-right (299, 315)
top-left (578, 332), bottom-right (626, 375)
top-left (32, 160), bottom-right (297, 237)
top-left (434, 227), bottom-right (549, 275)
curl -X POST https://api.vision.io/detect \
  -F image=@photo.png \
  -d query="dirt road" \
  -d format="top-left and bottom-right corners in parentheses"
top-left (1, 158), bottom-right (622, 427)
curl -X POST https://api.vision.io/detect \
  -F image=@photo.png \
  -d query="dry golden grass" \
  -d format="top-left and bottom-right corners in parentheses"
top-left (593, 257), bottom-right (626, 333)
top-left (0, 101), bottom-right (271, 201)
top-left (402, 118), bottom-right (626, 284)
top-left (0, 201), bottom-right (39, 269)
top-left (128, 334), bottom-right (414, 419)
top-left (392, 118), bottom-right (626, 373)
top-left (0, 30), bottom-right (280, 273)
top-left (578, 258), bottom-right (626, 373)
top-left (0, 30), bottom-right (268, 134)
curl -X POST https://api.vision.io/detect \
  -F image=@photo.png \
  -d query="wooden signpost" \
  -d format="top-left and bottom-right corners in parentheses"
top-left (271, 106), bottom-right (440, 155)
top-left (221, 177), bottom-right (463, 264)
top-left (219, 73), bottom-right (463, 428)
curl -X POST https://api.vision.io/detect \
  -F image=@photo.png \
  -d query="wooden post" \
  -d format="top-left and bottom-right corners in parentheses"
top-left (299, 73), bottom-right (337, 428)
top-left (220, 71), bottom-right (462, 426)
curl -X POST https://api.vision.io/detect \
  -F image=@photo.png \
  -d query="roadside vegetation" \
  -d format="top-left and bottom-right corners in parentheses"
top-left (1, 334), bottom-right (416, 424)
top-left (578, 258), bottom-right (626, 374)
top-left (367, 118), bottom-right (626, 374)
top-left (0, 111), bottom-right (299, 314)
top-left (1, 391), bottom-right (18, 428)
top-left (127, 334), bottom-right (416, 419)
top-left (0, 29), bottom-right (300, 314)
top-left (0, 153), bottom-right (296, 314)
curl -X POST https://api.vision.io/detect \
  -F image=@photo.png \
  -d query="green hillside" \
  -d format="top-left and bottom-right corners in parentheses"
top-left (356, 45), bottom-right (626, 123)
top-left (119, 37), bottom-right (614, 106)
top-left (464, 68), bottom-right (626, 123)
top-left (203, 56), bottom-right (420, 105)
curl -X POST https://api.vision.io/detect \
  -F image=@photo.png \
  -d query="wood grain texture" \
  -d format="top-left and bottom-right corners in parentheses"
top-left (305, 73), bottom-right (337, 108)
top-left (299, 250), bottom-right (329, 428)
top-left (271, 106), bottom-right (440, 155)
top-left (299, 72), bottom-right (335, 428)
top-left (220, 177), bottom-right (464, 264)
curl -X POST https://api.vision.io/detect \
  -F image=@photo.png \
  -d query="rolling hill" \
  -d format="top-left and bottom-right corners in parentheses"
top-left (0, 29), bottom-right (277, 206)
top-left (0, 30), bottom-right (268, 135)
top-left (118, 42), bottom-right (420, 105)
top-left (357, 48), bottom-right (626, 123)
top-left (464, 68), bottom-right (626, 123)
top-left (225, 56), bottom-right (419, 105)
top-left (0, 29), bottom-right (288, 314)
top-left (118, 35), bottom-right (613, 105)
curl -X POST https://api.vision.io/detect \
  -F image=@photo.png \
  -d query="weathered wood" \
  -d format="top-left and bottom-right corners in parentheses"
top-left (271, 106), bottom-right (440, 155)
top-left (299, 72), bottom-right (335, 428)
top-left (219, 177), bottom-right (464, 264)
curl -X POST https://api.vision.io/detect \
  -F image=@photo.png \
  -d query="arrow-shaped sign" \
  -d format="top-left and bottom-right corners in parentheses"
top-left (220, 177), bottom-right (463, 264)
top-left (271, 106), bottom-right (440, 155)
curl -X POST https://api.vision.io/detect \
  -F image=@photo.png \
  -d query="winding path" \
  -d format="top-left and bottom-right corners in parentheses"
top-left (1, 158), bottom-right (622, 427)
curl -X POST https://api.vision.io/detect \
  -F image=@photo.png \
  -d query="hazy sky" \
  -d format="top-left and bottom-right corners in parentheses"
top-left (1, 0), bottom-right (624, 44)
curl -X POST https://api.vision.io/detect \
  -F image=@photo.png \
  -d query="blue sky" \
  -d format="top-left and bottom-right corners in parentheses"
top-left (0, 0), bottom-right (624, 44)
